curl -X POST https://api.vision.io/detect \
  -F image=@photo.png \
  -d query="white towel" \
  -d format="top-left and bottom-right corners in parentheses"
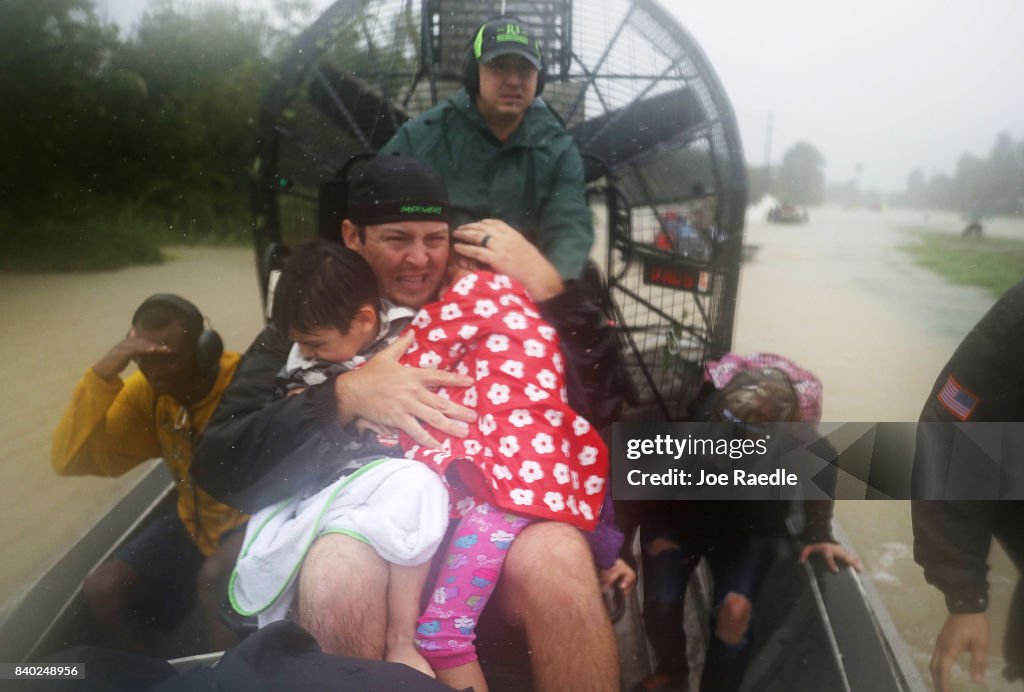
top-left (230, 458), bottom-right (449, 627)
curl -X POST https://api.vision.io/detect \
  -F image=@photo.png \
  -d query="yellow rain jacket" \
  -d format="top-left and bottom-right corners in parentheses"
top-left (52, 352), bottom-right (247, 556)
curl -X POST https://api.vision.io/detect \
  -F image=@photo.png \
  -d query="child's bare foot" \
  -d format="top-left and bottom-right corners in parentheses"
top-left (386, 641), bottom-right (435, 678)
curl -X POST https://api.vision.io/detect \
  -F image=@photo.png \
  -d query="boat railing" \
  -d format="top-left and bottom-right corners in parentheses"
top-left (0, 462), bottom-right (174, 663)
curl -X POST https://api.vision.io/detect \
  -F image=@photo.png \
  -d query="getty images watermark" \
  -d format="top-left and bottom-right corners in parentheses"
top-left (611, 422), bottom-right (1024, 501)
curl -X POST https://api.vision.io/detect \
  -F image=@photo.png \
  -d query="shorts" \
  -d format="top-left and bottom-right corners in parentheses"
top-left (111, 513), bottom-right (204, 631)
top-left (112, 514), bottom-right (245, 632)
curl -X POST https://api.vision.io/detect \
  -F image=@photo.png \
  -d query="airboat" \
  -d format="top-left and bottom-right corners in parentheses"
top-left (1, 2), bottom-right (924, 689)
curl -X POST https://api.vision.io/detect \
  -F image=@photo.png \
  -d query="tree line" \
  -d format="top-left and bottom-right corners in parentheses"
top-left (901, 132), bottom-right (1024, 217)
top-left (745, 132), bottom-right (1024, 216)
top-left (747, 141), bottom-right (826, 207)
top-left (0, 0), bottom-right (299, 269)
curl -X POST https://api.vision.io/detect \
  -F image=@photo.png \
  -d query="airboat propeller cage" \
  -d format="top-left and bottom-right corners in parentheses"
top-left (252, 0), bottom-right (748, 420)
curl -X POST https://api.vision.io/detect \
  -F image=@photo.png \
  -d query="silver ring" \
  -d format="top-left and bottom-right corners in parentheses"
top-left (481, 234), bottom-right (492, 248)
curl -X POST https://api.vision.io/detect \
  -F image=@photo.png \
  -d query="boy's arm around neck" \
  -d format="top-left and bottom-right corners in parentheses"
top-left (191, 324), bottom-right (355, 512)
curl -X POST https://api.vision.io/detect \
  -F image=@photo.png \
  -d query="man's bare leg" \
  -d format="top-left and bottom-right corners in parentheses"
top-left (385, 562), bottom-right (434, 677)
top-left (82, 560), bottom-right (159, 655)
top-left (495, 521), bottom-right (619, 692)
top-left (298, 533), bottom-right (388, 657)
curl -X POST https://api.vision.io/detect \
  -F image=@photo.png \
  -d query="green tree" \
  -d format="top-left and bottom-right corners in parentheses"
top-left (952, 153), bottom-right (988, 217)
top-left (985, 132), bottom-right (1022, 215)
top-left (0, 0), bottom-right (284, 268)
top-left (906, 133), bottom-right (1024, 216)
top-left (115, 1), bottom-right (274, 237)
top-left (776, 142), bottom-right (825, 205)
top-left (0, 0), bottom-right (123, 221)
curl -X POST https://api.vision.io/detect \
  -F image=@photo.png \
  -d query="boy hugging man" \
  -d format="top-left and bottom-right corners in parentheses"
top-left (233, 237), bottom-right (626, 691)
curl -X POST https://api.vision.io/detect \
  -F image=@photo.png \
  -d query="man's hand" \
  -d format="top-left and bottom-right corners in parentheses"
top-left (335, 332), bottom-right (476, 449)
top-left (91, 329), bottom-right (170, 382)
top-left (930, 612), bottom-right (990, 692)
top-left (453, 219), bottom-right (564, 302)
top-left (799, 542), bottom-right (863, 573)
top-left (599, 558), bottom-right (637, 597)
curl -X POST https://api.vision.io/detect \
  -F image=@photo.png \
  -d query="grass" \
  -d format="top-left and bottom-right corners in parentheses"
top-left (900, 228), bottom-right (1024, 297)
top-left (0, 208), bottom-right (250, 272)
top-left (1, 216), bottom-right (165, 272)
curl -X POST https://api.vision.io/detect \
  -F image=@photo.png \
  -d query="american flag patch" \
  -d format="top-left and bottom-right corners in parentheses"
top-left (937, 375), bottom-right (979, 421)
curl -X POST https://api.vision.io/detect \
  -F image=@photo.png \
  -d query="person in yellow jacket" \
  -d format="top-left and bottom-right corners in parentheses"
top-left (52, 294), bottom-right (247, 654)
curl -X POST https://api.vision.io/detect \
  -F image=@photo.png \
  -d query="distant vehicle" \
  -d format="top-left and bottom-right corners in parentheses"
top-left (654, 210), bottom-right (713, 264)
top-left (768, 202), bottom-right (809, 224)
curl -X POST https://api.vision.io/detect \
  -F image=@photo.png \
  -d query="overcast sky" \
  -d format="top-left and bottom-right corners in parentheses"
top-left (96, 0), bottom-right (1024, 192)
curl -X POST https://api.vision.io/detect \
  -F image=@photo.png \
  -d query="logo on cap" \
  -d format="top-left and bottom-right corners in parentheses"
top-left (474, 18), bottom-right (542, 65)
top-left (497, 23), bottom-right (528, 45)
top-left (400, 205), bottom-right (444, 216)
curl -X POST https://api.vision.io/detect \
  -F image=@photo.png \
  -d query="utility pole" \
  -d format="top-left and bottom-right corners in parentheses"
top-left (763, 113), bottom-right (774, 201)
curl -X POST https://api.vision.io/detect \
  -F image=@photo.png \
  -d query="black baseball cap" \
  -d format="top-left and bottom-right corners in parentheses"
top-left (346, 154), bottom-right (450, 225)
top-left (473, 17), bottom-right (542, 70)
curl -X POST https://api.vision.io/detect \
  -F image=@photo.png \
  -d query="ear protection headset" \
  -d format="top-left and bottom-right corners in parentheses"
top-left (462, 16), bottom-right (546, 97)
top-left (132, 294), bottom-right (223, 379)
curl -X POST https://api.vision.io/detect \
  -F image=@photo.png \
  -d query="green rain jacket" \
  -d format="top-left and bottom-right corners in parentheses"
top-left (380, 88), bottom-right (593, 279)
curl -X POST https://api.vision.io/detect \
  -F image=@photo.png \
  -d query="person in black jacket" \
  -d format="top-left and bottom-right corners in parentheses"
top-left (912, 278), bottom-right (1024, 692)
top-left (192, 155), bottom-right (625, 690)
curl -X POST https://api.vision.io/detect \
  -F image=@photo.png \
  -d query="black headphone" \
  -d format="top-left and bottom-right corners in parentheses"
top-left (132, 294), bottom-right (223, 379)
top-left (462, 16), bottom-right (546, 97)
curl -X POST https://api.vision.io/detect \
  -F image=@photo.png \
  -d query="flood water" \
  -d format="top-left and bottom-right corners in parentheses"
top-left (735, 205), bottom-right (1021, 691)
top-left (1, 210), bottom-right (1021, 689)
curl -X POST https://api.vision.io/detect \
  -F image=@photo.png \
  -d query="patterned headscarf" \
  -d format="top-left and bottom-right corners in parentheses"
top-left (705, 352), bottom-right (823, 423)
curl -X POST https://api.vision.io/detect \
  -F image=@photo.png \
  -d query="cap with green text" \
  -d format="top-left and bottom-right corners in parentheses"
top-left (347, 154), bottom-right (449, 225)
top-left (474, 17), bottom-right (542, 69)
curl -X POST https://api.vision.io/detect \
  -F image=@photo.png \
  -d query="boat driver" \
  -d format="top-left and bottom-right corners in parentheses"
top-left (379, 16), bottom-right (594, 281)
